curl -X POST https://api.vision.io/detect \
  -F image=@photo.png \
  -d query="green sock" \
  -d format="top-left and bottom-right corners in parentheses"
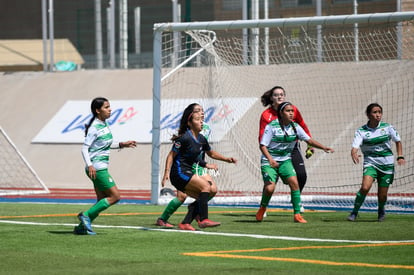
top-left (260, 194), bottom-right (272, 208)
top-left (160, 197), bottom-right (183, 221)
top-left (291, 190), bottom-right (301, 214)
top-left (352, 192), bottom-right (366, 213)
top-left (84, 198), bottom-right (111, 222)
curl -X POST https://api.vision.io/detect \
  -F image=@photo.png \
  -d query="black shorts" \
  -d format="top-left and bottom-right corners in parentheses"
top-left (170, 168), bottom-right (194, 192)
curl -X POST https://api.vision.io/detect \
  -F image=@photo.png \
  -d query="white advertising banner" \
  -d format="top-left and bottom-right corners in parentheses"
top-left (32, 98), bottom-right (257, 144)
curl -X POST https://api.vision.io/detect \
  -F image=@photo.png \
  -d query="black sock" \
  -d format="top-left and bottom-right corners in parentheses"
top-left (182, 201), bottom-right (198, 224)
top-left (198, 192), bottom-right (209, 221)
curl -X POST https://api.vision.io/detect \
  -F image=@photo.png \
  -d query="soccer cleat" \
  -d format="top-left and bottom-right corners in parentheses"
top-left (155, 218), bottom-right (174, 228)
top-left (178, 223), bottom-right (196, 231)
top-left (198, 219), bottom-right (221, 228)
top-left (256, 206), bottom-right (266, 221)
top-left (293, 214), bottom-right (307, 223)
top-left (77, 212), bottom-right (95, 234)
top-left (378, 209), bottom-right (386, 222)
top-left (73, 224), bottom-right (96, 235)
top-left (73, 225), bottom-right (87, 235)
top-left (347, 212), bottom-right (357, 222)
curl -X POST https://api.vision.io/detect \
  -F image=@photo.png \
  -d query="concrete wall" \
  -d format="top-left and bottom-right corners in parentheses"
top-left (1, 61), bottom-right (413, 193)
top-left (0, 69), bottom-right (153, 190)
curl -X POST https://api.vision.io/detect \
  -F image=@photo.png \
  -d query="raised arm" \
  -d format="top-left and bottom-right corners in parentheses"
top-left (206, 150), bottom-right (237, 164)
top-left (305, 138), bottom-right (334, 154)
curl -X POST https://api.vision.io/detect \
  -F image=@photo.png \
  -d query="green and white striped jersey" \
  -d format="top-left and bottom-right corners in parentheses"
top-left (82, 118), bottom-right (115, 171)
top-left (200, 123), bottom-right (211, 140)
top-left (352, 121), bottom-right (400, 174)
top-left (260, 120), bottom-right (310, 164)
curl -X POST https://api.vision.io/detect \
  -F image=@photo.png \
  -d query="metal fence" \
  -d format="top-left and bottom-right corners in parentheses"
top-left (0, 0), bottom-right (402, 71)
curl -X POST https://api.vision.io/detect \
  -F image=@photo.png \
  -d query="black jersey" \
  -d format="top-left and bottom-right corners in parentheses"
top-left (171, 129), bottom-right (211, 178)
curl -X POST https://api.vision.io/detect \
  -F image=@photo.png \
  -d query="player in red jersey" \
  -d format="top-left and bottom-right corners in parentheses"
top-left (256, 86), bottom-right (313, 221)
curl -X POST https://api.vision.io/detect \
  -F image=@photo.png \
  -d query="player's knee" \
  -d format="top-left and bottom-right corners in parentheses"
top-left (177, 192), bottom-right (187, 202)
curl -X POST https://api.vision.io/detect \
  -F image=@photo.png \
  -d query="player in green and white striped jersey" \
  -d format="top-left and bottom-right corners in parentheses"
top-left (259, 102), bottom-right (334, 223)
top-left (348, 103), bottom-right (405, 222)
top-left (75, 97), bottom-right (137, 235)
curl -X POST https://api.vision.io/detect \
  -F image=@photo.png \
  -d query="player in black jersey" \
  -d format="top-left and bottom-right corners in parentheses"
top-left (165, 103), bottom-right (237, 230)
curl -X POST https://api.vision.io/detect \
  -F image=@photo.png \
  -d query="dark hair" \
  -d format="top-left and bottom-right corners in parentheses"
top-left (277, 101), bottom-right (297, 140)
top-left (366, 103), bottom-right (382, 116)
top-left (84, 97), bottom-right (109, 136)
top-left (261, 86), bottom-right (286, 107)
top-left (172, 103), bottom-right (200, 141)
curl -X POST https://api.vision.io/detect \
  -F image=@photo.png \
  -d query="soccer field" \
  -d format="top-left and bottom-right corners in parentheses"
top-left (1, 203), bottom-right (413, 274)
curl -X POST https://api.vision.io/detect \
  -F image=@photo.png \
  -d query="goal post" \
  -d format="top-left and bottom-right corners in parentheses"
top-left (0, 127), bottom-right (49, 196)
top-left (151, 12), bottom-right (414, 213)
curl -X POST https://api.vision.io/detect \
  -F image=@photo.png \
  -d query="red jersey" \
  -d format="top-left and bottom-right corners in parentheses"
top-left (258, 105), bottom-right (312, 143)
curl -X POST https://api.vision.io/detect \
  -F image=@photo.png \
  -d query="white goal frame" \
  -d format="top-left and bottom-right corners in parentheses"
top-left (0, 127), bottom-right (49, 196)
top-left (151, 11), bottom-right (414, 207)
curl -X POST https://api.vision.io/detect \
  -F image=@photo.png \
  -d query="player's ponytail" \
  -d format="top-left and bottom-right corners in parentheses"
top-left (84, 97), bottom-right (108, 137)
top-left (172, 103), bottom-right (200, 141)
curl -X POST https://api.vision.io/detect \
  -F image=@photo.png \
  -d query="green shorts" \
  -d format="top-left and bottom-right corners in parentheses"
top-left (363, 166), bottom-right (394, 187)
top-left (85, 168), bottom-right (116, 191)
top-left (261, 160), bottom-right (296, 184)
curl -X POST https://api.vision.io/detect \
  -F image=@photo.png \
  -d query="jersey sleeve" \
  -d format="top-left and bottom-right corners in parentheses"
top-left (83, 126), bottom-right (97, 147)
top-left (258, 111), bottom-right (268, 143)
top-left (295, 124), bottom-right (311, 141)
top-left (81, 127), bottom-right (97, 167)
top-left (389, 125), bottom-right (401, 142)
top-left (293, 106), bottom-right (312, 137)
top-left (201, 135), bottom-right (211, 152)
top-left (260, 124), bottom-right (273, 146)
top-left (351, 129), bottom-right (363, 148)
top-left (172, 136), bottom-right (185, 153)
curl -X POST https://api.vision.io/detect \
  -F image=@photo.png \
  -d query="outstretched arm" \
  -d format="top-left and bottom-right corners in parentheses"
top-left (206, 150), bottom-right (237, 164)
top-left (306, 139), bottom-right (334, 153)
top-left (119, 140), bottom-right (137, 148)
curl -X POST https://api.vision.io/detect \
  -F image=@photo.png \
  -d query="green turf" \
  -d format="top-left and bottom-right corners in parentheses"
top-left (0, 203), bottom-right (413, 275)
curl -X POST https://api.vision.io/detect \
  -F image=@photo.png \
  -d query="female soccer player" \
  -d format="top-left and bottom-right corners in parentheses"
top-left (156, 104), bottom-right (211, 228)
top-left (259, 102), bottom-right (334, 223)
top-left (75, 97), bottom-right (137, 235)
top-left (348, 103), bottom-right (405, 222)
top-left (257, 86), bottom-right (313, 220)
top-left (165, 103), bottom-right (237, 231)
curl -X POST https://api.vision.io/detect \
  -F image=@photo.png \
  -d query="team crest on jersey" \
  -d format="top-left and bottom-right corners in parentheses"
top-left (174, 141), bottom-right (181, 149)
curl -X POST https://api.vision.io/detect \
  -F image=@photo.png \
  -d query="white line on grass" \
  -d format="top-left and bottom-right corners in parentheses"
top-left (1, 219), bottom-right (413, 244)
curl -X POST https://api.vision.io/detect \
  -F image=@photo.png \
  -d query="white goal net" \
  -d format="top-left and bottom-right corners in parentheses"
top-left (152, 12), bottom-right (414, 213)
top-left (0, 127), bottom-right (49, 196)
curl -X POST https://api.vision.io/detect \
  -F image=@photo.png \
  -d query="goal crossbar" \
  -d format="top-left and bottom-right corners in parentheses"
top-left (154, 12), bottom-right (414, 32)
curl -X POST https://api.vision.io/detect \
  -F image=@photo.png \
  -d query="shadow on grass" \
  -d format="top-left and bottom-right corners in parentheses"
top-left (48, 230), bottom-right (76, 234)
top-left (320, 217), bottom-right (379, 223)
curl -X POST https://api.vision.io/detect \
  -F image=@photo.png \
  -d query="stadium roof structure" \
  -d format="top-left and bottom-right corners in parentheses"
top-left (0, 38), bottom-right (84, 72)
